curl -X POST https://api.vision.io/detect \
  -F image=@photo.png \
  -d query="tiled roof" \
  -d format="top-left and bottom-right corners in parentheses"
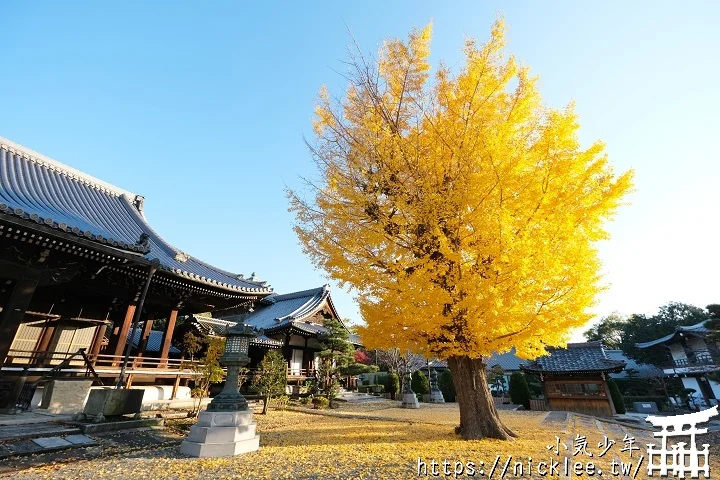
top-left (0, 137), bottom-right (271, 295)
top-left (191, 315), bottom-right (283, 348)
top-left (486, 349), bottom-right (524, 371)
top-left (635, 321), bottom-right (709, 349)
top-left (129, 328), bottom-right (181, 355)
top-left (239, 285), bottom-right (342, 336)
top-left (520, 341), bottom-right (626, 374)
top-left (605, 349), bottom-right (664, 378)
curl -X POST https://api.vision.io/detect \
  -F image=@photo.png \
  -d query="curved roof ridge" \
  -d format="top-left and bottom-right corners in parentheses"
top-left (274, 285), bottom-right (329, 302)
top-left (0, 136), bottom-right (136, 198)
top-left (277, 286), bottom-right (329, 322)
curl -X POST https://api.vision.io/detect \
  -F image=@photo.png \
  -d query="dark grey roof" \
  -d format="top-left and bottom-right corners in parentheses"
top-left (0, 137), bottom-right (271, 295)
top-left (130, 328), bottom-right (181, 355)
top-left (239, 285), bottom-right (341, 336)
top-left (428, 359), bottom-right (448, 369)
top-left (486, 349), bottom-right (524, 371)
top-left (191, 315), bottom-right (283, 348)
top-left (635, 321), bottom-right (709, 349)
top-left (520, 341), bottom-right (626, 374)
top-left (605, 349), bottom-right (664, 378)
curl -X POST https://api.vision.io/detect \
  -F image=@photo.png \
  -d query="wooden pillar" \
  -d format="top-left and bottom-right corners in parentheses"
top-left (34, 320), bottom-right (57, 365)
top-left (137, 314), bottom-right (155, 359)
top-left (601, 376), bottom-right (616, 415)
top-left (113, 303), bottom-right (137, 359)
top-left (0, 272), bottom-right (40, 365)
top-left (159, 308), bottom-right (178, 365)
top-left (89, 323), bottom-right (108, 364)
top-left (171, 374), bottom-right (182, 400)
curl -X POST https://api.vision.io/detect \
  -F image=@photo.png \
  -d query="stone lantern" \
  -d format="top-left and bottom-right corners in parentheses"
top-left (401, 369), bottom-right (420, 409)
top-left (180, 324), bottom-right (260, 457)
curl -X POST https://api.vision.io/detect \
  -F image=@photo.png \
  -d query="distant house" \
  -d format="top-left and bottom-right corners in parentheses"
top-left (636, 321), bottom-right (720, 406)
top-left (520, 342), bottom-right (626, 417)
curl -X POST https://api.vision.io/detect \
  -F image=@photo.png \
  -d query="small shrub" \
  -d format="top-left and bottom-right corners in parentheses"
top-left (312, 396), bottom-right (330, 409)
top-left (607, 379), bottom-right (626, 414)
top-left (508, 372), bottom-right (531, 409)
top-left (299, 396), bottom-right (312, 406)
top-left (411, 370), bottom-right (430, 395)
top-left (274, 395), bottom-right (290, 410)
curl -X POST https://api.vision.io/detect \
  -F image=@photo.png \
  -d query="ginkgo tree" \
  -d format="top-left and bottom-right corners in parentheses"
top-left (289, 19), bottom-right (633, 440)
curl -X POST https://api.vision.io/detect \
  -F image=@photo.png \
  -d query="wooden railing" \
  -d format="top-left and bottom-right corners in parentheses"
top-left (3, 349), bottom-right (199, 375)
top-left (664, 350), bottom-right (720, 368)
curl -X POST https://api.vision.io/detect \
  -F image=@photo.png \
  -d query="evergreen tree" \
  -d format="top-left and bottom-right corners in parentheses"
top-left (508, 372), bottom-right (531, 409)
top-left (251, 350), bottom-right (288, 414)
top-left (317, 317), bottom-right (355, 406)
top-left (411, 370), bottom-right (430, 395)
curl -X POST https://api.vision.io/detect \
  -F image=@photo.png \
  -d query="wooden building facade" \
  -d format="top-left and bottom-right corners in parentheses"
top-left (520, 342), bottom-right (626, 417)
top-left (0, 137), bottom-right (272, 389)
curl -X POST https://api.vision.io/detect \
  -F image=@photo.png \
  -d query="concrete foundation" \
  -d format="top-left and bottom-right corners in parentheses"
top-left (180, 409), bottom-right (260, 457)
top-left (83, 388), bottom-right (145, 416)
top-left (40, 380), bottom-right (93, 414)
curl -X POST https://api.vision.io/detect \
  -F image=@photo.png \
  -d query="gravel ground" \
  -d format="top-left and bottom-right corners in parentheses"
top-left (5, 406), bottom-right (719, 480)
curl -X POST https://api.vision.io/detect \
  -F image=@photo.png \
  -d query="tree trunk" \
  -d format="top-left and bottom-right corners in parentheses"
top-left (448, 355), bottom-right (516, 440)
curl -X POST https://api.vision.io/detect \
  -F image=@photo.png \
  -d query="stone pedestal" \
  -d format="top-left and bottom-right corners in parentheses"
top-left (41, 380), bottom-right (93, 414)
top-left (401, 392), bottom-right (420, 408)
top-left (180, 409), bottom-right (259, 457)
top-left (428, 369), bottom-right (445, 403)
top-left (429, 390), bottom-right (445, 403)
top-left (83, 388), bottom-right (145, 417)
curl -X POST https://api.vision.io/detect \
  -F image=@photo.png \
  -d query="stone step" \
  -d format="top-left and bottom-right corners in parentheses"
top-left (0, 422), bottom-right (82, 443)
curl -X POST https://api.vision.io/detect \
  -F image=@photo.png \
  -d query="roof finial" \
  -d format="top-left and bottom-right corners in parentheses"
top-left (136, 232), bottom-right (150, 249)
top-left (133, 195), bottom-right (145, 212)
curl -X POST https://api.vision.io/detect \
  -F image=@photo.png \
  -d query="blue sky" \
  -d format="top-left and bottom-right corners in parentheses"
top-left (2, 2), bottom-right (718, 340)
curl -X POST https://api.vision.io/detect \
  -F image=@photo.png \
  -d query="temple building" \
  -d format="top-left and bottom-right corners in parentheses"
top-left (636, 321), bottom-right (720, 406)
top-left (520, 342), bottom-right (626, 416)
top-left (215, 285), bottom-right (360, 380)
top-left (0, 136), bottom-right (273, 394)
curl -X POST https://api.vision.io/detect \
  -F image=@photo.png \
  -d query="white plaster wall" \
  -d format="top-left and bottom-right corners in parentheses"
top-left (710, 379), bottom-right (720, 399)
top-left (687, 337), bottom-right (708, 354)
top-left (668, 343), bottom-right (687, 362)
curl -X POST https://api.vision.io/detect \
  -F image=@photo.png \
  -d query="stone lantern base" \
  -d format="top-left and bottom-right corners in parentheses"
top-left (428, 390), bottom-right (445, 403)
top-left (401, 392), bottom-right (420, 409)
top-left (180, 409), bottom-right (259, 457)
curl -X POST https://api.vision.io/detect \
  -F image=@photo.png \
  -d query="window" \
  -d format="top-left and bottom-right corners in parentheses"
top-left (547, 382), bottom-right (606, 397)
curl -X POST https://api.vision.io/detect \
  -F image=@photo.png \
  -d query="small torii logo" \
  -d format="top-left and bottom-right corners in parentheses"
top-left (645, 405), bottom-right (718, 478)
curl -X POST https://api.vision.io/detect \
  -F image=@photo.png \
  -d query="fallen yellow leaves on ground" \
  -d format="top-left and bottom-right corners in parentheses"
top-left (9, 405), bottom-right (720, 479)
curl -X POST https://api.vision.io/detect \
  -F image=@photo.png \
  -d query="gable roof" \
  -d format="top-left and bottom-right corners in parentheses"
top-left (520, 341), bottom-right (626, 374)
top-left (239, 285), bottom-right (341, 335)
top-left (0, 137), bottom-right (271, 295)
top-left (635, 321), bottom-right (709, 349)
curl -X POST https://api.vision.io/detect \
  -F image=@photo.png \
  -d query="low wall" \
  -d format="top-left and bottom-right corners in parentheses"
top-left (28, 384), bottom-right (193, 413)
